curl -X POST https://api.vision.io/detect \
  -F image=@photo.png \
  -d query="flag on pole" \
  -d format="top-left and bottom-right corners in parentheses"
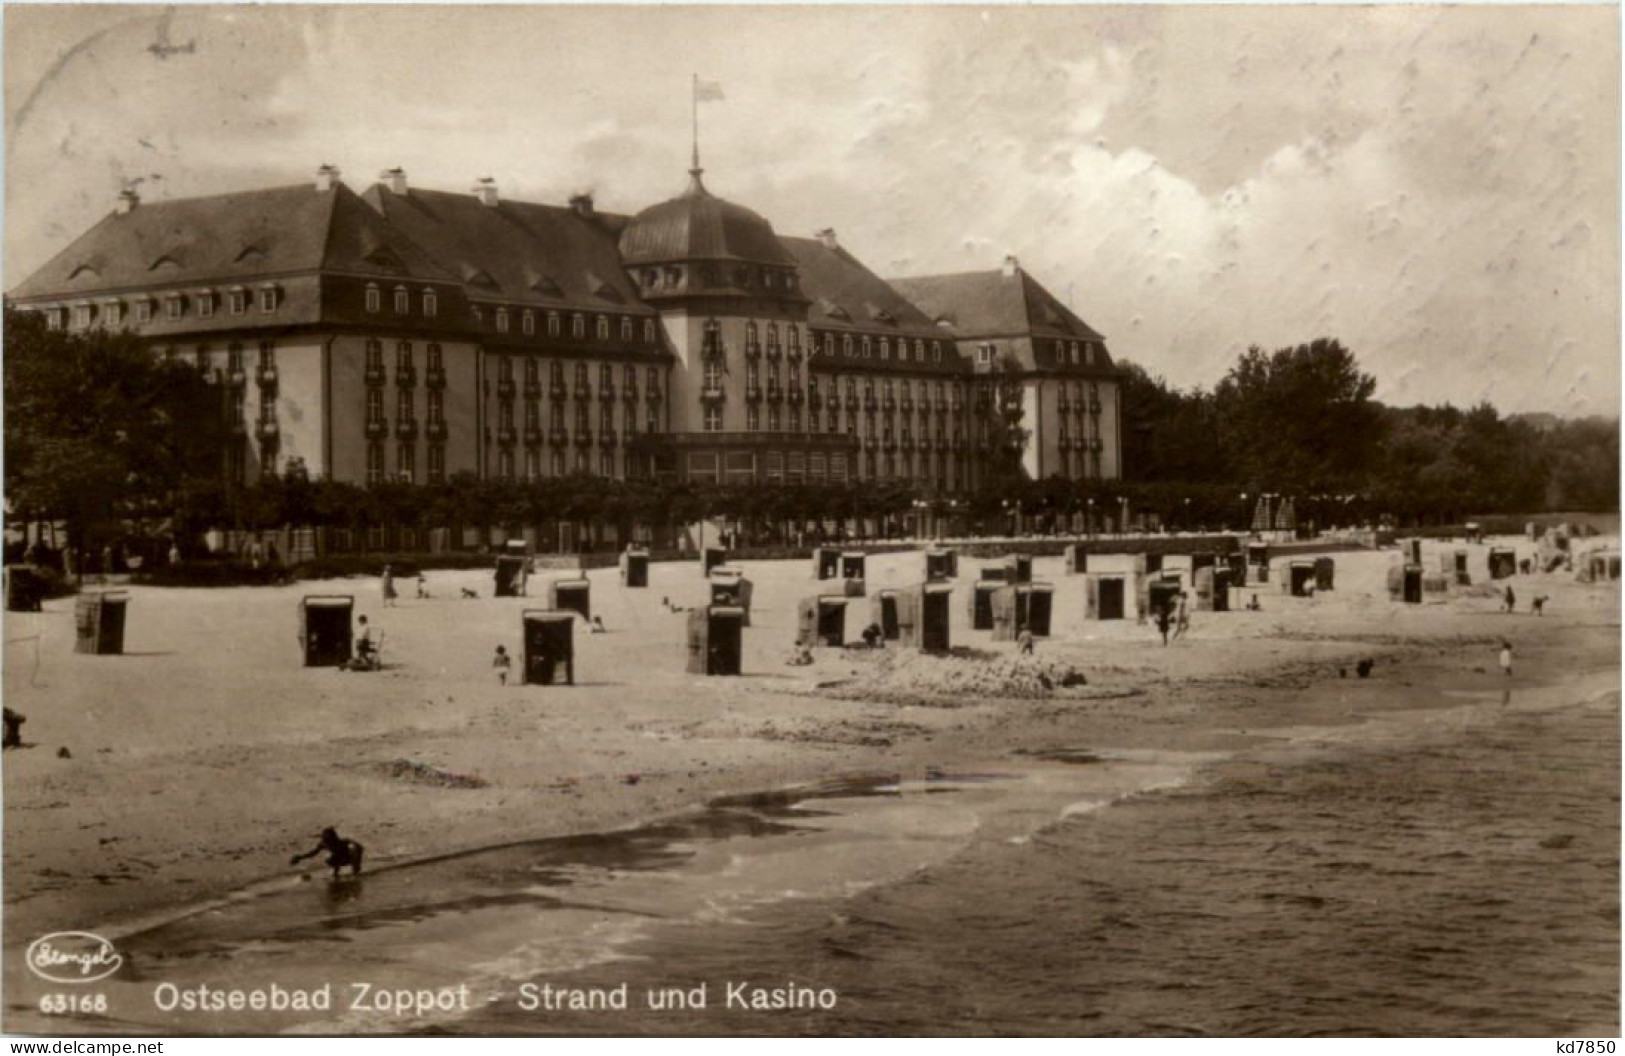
top-left (694, 78), bottom-right (725, 102)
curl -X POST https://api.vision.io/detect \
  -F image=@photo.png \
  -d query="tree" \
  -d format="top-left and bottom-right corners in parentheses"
top-left (1213, 338), bottom-right (1381, 493)
top-left (4, 308), bottom-right (224, 549)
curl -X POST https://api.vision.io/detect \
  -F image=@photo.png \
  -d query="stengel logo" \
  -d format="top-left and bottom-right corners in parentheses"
top-left (24, 931), bottom-right (123, 984)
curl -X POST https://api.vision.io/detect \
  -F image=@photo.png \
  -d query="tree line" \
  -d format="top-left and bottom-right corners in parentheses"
top-left (1119, 337), bottom-right (1618, 525)
top-left (5, 307), bottom-right (1615, 558)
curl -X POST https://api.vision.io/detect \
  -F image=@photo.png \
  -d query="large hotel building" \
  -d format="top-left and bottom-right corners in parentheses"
top-left (10, 162), bottom-right (1123, 493)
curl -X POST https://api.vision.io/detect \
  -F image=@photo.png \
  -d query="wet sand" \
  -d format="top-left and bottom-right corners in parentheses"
top-left (3, 538), bottom-right (1618, 1033)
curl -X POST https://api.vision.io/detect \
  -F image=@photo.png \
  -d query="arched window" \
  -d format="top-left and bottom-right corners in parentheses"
top-left (861, 336), bottom-right (872, 358)
top-left (842, 335), bottom-right (854, 357)
top-left (495, 308), bottom-right (509, 333)
top-left (365, 285), bottom-right (381, 313)
top-left (571, 314), bottom-right (585, 339)
top-left (915, 339), bottom-right (925, 361)
top-left (788, 327), bottom-right (801, 353)
top-left (621, 317), bottom-right (634, 341)
top-left (766, 323), bottom-right (779, 351)
top-left (879, 337), bottom-right (890, 360)
top-left (522, 310), bottom-right (535, 336)
top-left (394, 287), bottom-right (410, 314)
top-left (548, 312), bottom-right (561, 337)
top-left (596, 315), bottom-right (610, 340)
top-left (423, 290), bottom-right (438, 317)
top-left (643, 319), bottom-right (657, 343)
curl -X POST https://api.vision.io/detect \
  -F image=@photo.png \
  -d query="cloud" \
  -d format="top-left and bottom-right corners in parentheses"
top-left (4, 4), bottom-right (1615, 416)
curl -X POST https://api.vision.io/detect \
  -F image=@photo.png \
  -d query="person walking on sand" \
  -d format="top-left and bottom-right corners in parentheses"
top-left (1154, 604), bottom-right (1173, 646)
top-left (1173, 592), bottom-right (1190, 640)
top-left (493, 644), bottom-right (511, 685)
top-left (381, 565), bottom-right (398, 608)
top-left (1502, 584), bottom-right (1516, 613)
top-left (1498, 640), bottom-right (1513, 678)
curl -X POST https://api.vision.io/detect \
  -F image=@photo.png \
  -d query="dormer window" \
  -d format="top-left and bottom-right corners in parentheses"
top-left (621, 317), bottom-right (634, 341)
top-left (643, 319), bottom-right (656, 343)
top-left (196, 292), bottom-right (214, 319)
top-left (879, 337), bottom-right (890, 360)
top-left (1085, 342), bottom-right (1096, 367)
top-left (548, 312), bottom-right (560, 337)
top-left (134, 299), bottom-right (153, 324)
top-left (393, 287), bottom-right (409, 314)
top-left (227, 288), bottom-right (247, 315)
top-left (102, 300), bottom-right (123, 326)
top-left (1069, 341), bottom-right (1080, 365)
top-left (165, 296), bottom-right (183, 321)
top-left (365, 285), bottom-right (381, 313)
top-left (596, 316), bottom-right (610, 340)
top-left (572, 314), bottom-right (585, 339)
top-left (495, 308), bottom-right (510, 333)
top-left (258, 286), bottom-right (278, 313)
top-left (842, 334), bottom-right (854, 357)
top-left (423, 290), bottom-right (438, 317)
top-left (977, 344), bottom-right (994, 365)
top-left (862, 336), bottom-right (872, 358)
top-left (522, 310), bottom-right (535, 336)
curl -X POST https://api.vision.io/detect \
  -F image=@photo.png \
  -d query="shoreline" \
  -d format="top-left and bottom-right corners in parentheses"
top-left (4, 545), bottom-right (1619, 959)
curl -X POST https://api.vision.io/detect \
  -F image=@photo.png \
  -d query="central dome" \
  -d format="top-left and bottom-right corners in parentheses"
top-left (619, 170), bottom-right (794, 267)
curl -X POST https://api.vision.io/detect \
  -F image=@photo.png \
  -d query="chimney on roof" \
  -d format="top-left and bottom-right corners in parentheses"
top-left (815, 228), bottom-right (839, 250)
top-left (1002, 254), bottom-right (1020, 278)
top-left (315, 164), bottom-right (341, 193)
top-left (473, 177), bottom-right (499, 207)
top-left (568, 192), bottom-right (595, 219)
top-left (381, 167), bottom-right (408, 196)
top-left (116, 188), bottom-right (139, 215)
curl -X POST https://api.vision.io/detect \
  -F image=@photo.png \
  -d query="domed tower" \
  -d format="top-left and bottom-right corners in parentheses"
top-left (620, 166), bottom-right (813, 456)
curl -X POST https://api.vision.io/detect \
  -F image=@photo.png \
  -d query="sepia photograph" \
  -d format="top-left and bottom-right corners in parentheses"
top-left (1, 1), bottom-right (1619, 1040)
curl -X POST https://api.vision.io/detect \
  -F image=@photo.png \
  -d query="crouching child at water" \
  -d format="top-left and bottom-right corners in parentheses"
top-left (291, 827), bottom-right (364, 879)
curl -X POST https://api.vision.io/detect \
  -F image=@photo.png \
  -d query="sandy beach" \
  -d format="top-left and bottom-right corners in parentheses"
top-left (4, 536), bottom-right (1617, 952)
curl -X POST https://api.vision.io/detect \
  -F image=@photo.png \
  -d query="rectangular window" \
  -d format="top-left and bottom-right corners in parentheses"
top-left (397, 389), bottom-right (414, 423)
top-left (703, 406), bottom-right (722, 432)
top-left (523, 311), bottom-right (535, 336)
top-left (365, 287), bottom-right (381, 313)
top-left (496, 309), bottom-right (509, 333)
top-left (366, 442), bottom-right (384, 485)
top-left (423, 291), bottom-right (438, 317)
top-left (227, 290), bottom-right (246, 314)
top-left (394, 288), bottom-right (410, 314)
top-left (197, 294), bottom-right (214, 319)
top-left (367, 388), bottom-right (384, 423)
top-left (397, 443), bottom-right (415, 483)
top-left (428, 443), bottom-right (445, 483)
top-left (428, 389), bottom-right (444, 424)
top-left (134, 300), bottom-right (152, 324)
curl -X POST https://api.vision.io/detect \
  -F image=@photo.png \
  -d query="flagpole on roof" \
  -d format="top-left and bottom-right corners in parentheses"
top-left (690, 73), bottom-right (700, 173)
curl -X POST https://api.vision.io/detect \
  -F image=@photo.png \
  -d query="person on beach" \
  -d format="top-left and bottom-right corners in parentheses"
top-left (1532, 595), bottom-right (1547, 616)
top-left (380, 565), bottom-right (398, 607)
top-left (1502, 584), bottom-right (1516, 613)
top-left (861, 622), bottom-right (884, 648)
top-left (1498, 641), bottom-right (1513, 677)
top-left (416, 574), bottom-right (430, 600)
top-left (1017, 628), bottom-right (1035, 654)
top-left (493, 644), bottom-right (511, 685)
top-left (290, 827), bottom-right (364, 880)
top-left (1154, 604), bottom-right (1173, 646)
top-left (352, 615), bottom-right (377, 669)
top-left (590, 616), bottom-right (608, 634)
top-left (1246, 593), bottom-right (1262, 612)
top-left (1173, 592), bottom-right (1190, 639)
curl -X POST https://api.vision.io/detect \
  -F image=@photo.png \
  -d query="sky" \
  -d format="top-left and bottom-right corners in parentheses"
top-left (4, 3), bottom-right (1619, 417)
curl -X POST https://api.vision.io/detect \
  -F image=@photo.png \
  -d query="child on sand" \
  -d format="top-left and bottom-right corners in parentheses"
top-left (416, 574), bottom-right (429, 600)
top-left (493, 644), bottom-right (512, 685)
top-left (381, 565), bottom-right (398, 608)
top-left (1017, 628), bottom-right (1035, 654)
top-left (1498, 641), bottom-right (1513, 677)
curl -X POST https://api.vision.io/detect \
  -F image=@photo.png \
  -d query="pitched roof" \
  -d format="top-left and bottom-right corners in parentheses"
top-left (10, 183), bottom-right (455, 300)
top-left (362, 186), bottom-right (652, 313)
top-left (780, 236), bottom-right (947, 340)
top-left (887, 268), bottom-right (1106, 342)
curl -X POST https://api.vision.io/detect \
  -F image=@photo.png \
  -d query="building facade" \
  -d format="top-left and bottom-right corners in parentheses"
top-left (11, 163), bottom-right (1122, 491)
